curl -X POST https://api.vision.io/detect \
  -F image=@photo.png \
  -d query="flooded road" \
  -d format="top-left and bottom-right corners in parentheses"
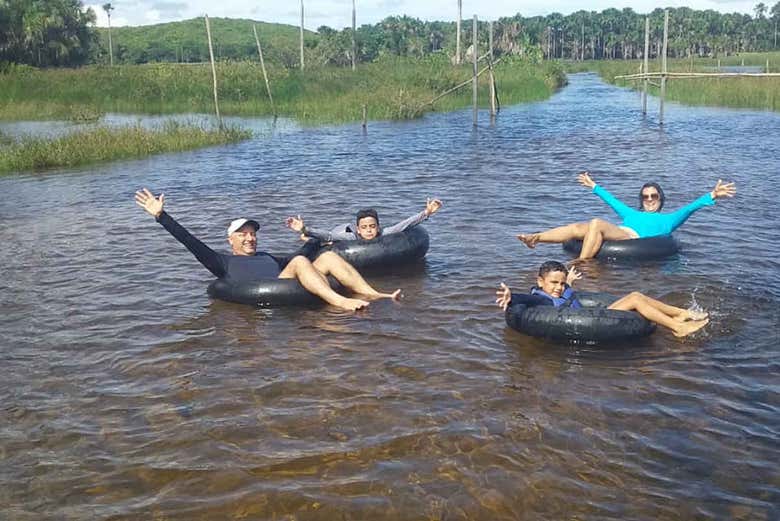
top-left (1, 73), bottom-right (778, 520)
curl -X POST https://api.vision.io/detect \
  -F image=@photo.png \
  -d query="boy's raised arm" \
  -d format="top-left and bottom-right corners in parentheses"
top-left (496, 282), bottom-right (512, 311)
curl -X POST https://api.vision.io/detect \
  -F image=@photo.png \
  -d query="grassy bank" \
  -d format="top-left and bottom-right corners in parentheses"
top-left (0, 56), bottom-right (566, 124)
top-left (0, 122), bottom-right (251, 174)
top-left (567, 52), bottom-right (780, 112)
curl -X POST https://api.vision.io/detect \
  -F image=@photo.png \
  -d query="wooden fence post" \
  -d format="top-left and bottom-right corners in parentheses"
top-left (660, 10), bottom-right (668, 126)
top-left (253, 24), bottom-right (276, 119)
top-left (472, 15), bottom-right (478, 126)
top-left (300, 0), bottom-right (305, 70)
top-left (642, 17), bottom-right (649, 115)
top-left (204, 15), bottom-right (222, 129)
top-left (351, 0), bottom-right (356, 71)
top-left (489, 21), bottom-right (496, 119)
top-left (456, 0), bottom-right (462, 65)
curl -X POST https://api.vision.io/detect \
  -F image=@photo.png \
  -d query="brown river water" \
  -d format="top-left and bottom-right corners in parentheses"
top-left (1, 73), bottom-right (778, 520)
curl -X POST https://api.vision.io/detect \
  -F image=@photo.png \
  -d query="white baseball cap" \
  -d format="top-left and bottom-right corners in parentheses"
top-left (227, 218), bottom-right (259, 236)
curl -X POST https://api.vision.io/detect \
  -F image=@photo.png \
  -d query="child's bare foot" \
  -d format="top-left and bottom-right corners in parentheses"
top-left (364, 289), bottom-right (402, 301)
top-left (673, 318), bottom-right (709, 337)
top-left (334, 297), bottom-right (370, 311)
top-left (517, 233), bottom-right (539, 249)
top-left (676, 308), bottom-right (709, 322)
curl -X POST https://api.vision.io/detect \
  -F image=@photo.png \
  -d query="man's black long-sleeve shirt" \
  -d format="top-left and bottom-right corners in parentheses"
top-left (156, 211), bottom-right (320, 281)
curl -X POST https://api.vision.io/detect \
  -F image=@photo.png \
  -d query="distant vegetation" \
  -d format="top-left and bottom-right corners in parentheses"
top-left (0, 0), bottom-right (96, 67)
top-left (0, 122), bottom-right (251, 174)
top-left (1, 2), bottom-right (779, 69)
top-left (0, 56), bottom-right (566, 123)
top-left (93, 5), bottom-right (780, 66)
top-left (571, 51), bottom-right (780, 112)
top-left (95, 17), bottom-right (312, 68)
top-left (1, 2), bottom-right (777, 125)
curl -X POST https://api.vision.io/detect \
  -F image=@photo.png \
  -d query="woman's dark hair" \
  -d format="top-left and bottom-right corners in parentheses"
top-left (356, 208), bottom-right (379, 225)
top-left (638, 182), bottom-right (665, 211)
top-left (538, 261), bottom-right (568, 278)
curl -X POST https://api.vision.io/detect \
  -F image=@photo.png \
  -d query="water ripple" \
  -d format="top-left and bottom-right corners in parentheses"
top-left (1, 73), bottom-right (778, 519)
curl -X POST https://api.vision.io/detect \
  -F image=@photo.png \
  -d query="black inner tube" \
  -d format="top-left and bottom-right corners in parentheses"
top-left (319, 225), bottom-right (430, 270)
top-left (562, 234), bottom-right (679, 260)
top-left (208, 277), bottom-right (341, 308)
top-left (505, 291), bottom-right (656, 344)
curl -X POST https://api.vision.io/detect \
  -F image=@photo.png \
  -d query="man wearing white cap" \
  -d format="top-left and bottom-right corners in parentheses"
top-left (135, 188), bottom-right (400, 310)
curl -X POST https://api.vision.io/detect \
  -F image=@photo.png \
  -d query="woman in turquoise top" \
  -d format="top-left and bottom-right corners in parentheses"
top-left (518, 172), bottom-right (736, 260)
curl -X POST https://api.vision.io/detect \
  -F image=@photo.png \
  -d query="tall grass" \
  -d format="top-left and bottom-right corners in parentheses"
top-left (573, 52), bottom-right (780, 112)
top-left (0, 121), bottom-right (251, 174)
top-left (0, 56), bottom-right (566, 124)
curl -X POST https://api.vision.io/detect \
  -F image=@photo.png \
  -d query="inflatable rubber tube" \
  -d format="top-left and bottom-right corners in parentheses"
top-left (320, 225), bottom-right (430, 270)
top-left (207, 277), bottom-right (341, 308)
top-left (562, 234), bottom-right (679, 260)
top-left (505, 291), bottom-right (656, 344)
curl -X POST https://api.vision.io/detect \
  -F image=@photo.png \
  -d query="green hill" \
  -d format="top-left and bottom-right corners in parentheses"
top-left (96, 17), bottom-right (316, 66)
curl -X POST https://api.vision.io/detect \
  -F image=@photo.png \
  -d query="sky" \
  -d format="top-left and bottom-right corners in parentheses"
top-left (87, 0), bottom-right (765, 29)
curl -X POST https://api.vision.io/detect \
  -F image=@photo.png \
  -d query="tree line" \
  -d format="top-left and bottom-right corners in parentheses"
top-left (1, 1), bottom-right (779, 68)
top-left (330, 3), bottom-right (780, 65)
top-left (494, 4), bottom-right (780, 60)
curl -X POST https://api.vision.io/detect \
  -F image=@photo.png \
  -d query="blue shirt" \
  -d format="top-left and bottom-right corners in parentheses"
top-left (531, 286), bottom-right (582, 309)
top-left (593, 185), bottom-right (715, 238)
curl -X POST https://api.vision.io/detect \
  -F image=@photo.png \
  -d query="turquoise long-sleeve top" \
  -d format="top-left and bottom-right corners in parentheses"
top-left (593, 184), bottom-right (715, 238)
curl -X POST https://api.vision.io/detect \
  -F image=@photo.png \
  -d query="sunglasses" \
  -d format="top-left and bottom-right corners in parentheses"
top-left (642, 192), bottom-right (660, 201)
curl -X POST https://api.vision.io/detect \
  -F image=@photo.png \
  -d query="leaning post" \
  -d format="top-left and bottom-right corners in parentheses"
top-left (472, 15), bottom-right (478, 126)
top-left (204, 15), bottom-right (222, 129)
top-left (253, 24), bottom-right (276, 119)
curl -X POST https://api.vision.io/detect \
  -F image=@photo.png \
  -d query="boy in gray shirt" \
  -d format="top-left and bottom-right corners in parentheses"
top-left (286, 198), bottom-right (442, 242)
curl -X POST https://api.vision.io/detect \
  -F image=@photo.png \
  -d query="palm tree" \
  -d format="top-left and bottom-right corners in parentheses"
top-left (22, 9), bottom-right (46, 65)
top-left (102, 3), bottom-right (114, 65)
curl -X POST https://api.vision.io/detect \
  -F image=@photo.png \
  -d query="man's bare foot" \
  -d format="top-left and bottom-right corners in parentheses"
top-left (334, 296), bottom-right (370, 311)
top-left (517, 233), bottom-right (539, 249)
top-left (676, 308), bottom-right (709, 322)
top-left (673, 318), bottom-right (709, 337)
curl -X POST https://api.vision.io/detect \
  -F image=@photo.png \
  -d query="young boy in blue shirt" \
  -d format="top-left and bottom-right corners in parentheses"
top-left (496, 261), bottom-right (709, 337)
